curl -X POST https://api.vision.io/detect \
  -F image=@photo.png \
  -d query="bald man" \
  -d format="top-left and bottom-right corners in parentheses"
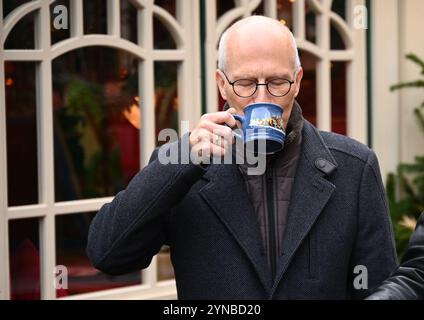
top-left (87, 16), bottom-right (397, 299)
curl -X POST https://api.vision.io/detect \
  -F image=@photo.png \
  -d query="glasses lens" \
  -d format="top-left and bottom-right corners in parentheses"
top-left (268, 79), bottom-right (292, 97)
top-left (233, 79), bottom-right (257, 97)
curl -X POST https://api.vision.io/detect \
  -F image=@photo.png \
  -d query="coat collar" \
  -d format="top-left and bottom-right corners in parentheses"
top-left (199, 117), bottom-right (338, 295)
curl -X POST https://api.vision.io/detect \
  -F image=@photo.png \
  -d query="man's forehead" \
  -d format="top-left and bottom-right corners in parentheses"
top-left (227, 27), bottom-right (293, 61)
top-left (229, 69), bottom-right (293, 79)
top-left (231, 27), bottom-right (287, 45)
top-left (226, 40), bottom-right (295, 74)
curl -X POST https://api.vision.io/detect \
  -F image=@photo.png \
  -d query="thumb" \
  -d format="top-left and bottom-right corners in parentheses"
top-left (225, 107), bottom-right (239, 128)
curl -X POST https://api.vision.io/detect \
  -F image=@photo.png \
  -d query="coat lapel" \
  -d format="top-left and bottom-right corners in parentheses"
top-left (199, 163), bottom-right (272, 292)
top-left (270, 121), bottom-right (338, 295)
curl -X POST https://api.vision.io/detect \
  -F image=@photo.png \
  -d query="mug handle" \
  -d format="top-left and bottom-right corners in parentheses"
top-left (226, 114), bottom-right (244, 140)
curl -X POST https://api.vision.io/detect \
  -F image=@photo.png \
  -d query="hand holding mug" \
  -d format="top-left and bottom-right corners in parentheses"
top-left (189, 108), bottom-right (237, 162)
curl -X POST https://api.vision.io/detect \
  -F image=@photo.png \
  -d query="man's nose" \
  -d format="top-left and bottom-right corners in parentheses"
top-left (253, 84), bottom-right (272, 103)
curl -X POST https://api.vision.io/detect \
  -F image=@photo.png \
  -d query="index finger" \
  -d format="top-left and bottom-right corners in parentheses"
top-left (202, 110), bottom-right (236, 128)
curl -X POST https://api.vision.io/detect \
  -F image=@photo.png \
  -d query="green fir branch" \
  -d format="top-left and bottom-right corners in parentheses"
top-left (405, 53), bottom-right (424, 75)
top-left (415, 108), bottom-right (424, 134)
top-left (390, 80), bottom-right (424, 91)
top-left (386, 53), bottom-right (424, 259)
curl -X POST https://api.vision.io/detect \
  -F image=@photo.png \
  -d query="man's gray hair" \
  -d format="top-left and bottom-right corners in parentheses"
top-left (218, 23), bottom-right (301, 74)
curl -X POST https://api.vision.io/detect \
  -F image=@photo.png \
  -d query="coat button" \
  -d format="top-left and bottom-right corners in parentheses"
top-left (315, 158), bottom-right (336, 176)
top-left (315, 159), bottom-right (327, 169)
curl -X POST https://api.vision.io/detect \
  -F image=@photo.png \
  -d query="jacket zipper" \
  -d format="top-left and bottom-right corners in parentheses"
top-left (266, 166), bottom-right (276, 281)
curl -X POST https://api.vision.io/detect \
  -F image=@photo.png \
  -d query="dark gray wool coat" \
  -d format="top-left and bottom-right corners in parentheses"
top-left (87, 119), bottom-right (398, 299)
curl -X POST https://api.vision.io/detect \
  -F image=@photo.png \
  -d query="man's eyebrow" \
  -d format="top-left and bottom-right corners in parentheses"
top-left (230, 73), bottom-right (256, 79)
top-left (267, 73), bottom-right (293, 79)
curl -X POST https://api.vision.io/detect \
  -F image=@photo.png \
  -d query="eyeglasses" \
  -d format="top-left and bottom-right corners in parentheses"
top-left (221, 70), bottom-right (295, 98)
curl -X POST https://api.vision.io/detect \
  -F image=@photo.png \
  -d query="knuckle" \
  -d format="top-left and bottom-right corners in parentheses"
top-left (212, 127), bottom-right (221, 136)
top-left (223, 126), bottom-right (233, 136)
top-left (202, 140), bottom-right (211, 150)
top-left (199, 120), bottom-right (207, 130)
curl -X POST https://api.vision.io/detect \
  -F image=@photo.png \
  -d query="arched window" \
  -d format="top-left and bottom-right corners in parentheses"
top-left (1, 0), bottom-right (200, 300)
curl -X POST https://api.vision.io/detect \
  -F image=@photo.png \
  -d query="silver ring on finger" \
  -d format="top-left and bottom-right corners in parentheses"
top-left (214, 134), bottom-right (220, 146)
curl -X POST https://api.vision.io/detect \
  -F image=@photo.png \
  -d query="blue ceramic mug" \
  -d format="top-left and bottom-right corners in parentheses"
top-left (231, 102), bottom-right (286, 154)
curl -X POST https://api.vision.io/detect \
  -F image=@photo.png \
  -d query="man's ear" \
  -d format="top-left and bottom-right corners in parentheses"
top-left (293, 67), bottom-right (303, 98)
top-left (216, 69), bottom-right (227, 101)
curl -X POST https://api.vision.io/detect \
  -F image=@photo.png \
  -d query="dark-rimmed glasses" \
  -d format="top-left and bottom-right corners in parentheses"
top-left (221, 70), bottom-right (295, 98)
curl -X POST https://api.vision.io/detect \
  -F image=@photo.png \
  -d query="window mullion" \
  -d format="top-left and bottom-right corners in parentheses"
top-left (264, 0), bottom-right (277, 19)
top-left (139, 1), bottom-right (158, 287)
top-left (293, 0), bottom-right (306, 41)
top-left (70, 0), bottom-right (83, 38)
top-left (36, 2), bottom-right (56, 300)
top-left (205, 0), bottom-right (218, 113)
top-left (107, 0), bottom-right (121, 37)
top-left (0, 57), bottom-right (11, 300)
top-left (316, 4), bottom-right (332, 132)
top-left (139, 2), bottom-right (156, 168)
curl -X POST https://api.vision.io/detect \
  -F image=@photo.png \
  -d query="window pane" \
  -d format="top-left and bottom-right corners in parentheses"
top-left (155, 62), bottom-right (179, 145)
top-left (120, 0), bottom-right (138, 44)
top-left (332, 0), bottom-right (346, 20)
top-left (217, 0), bottom-right (235, 19)
top-left (4, 9), bottom-right (36, 49)
top-left (331, 62), bottom-right (347, 135)
top-left (50, 0), bottom-right (70, 45)
top-left (331, 24), bottom-right (346, 50)
top-left (55, 212), bottom-right (142, 296)
top-left (253, 1), bottom-right (265, 15)
top-left (9, 218), bottom-right (40, 300)
top-left (331, 0), bottom-right (347, 50)
top-left (83, 0), bottom-right (107, 34)
top-left (154, 16), bottom-right (177, 49)
top-left (155, 0), bottom-right (176, 18)
top-left (52, 47), bottom-right (140, 202)
top-left (3, 0), bottom-right (31, 19)
top-left (5, 62), bottom-right (38, 206)
top-left (305, 3), bottom-right (316, 44)
top-left (157, 245), bottom-right (174, 281)
top-left (153, 1), bottom-right (177, 49)
top-left (277, 0), bottom-right (294, 29)
top-left (297, 51), bottom-right (317, 126)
